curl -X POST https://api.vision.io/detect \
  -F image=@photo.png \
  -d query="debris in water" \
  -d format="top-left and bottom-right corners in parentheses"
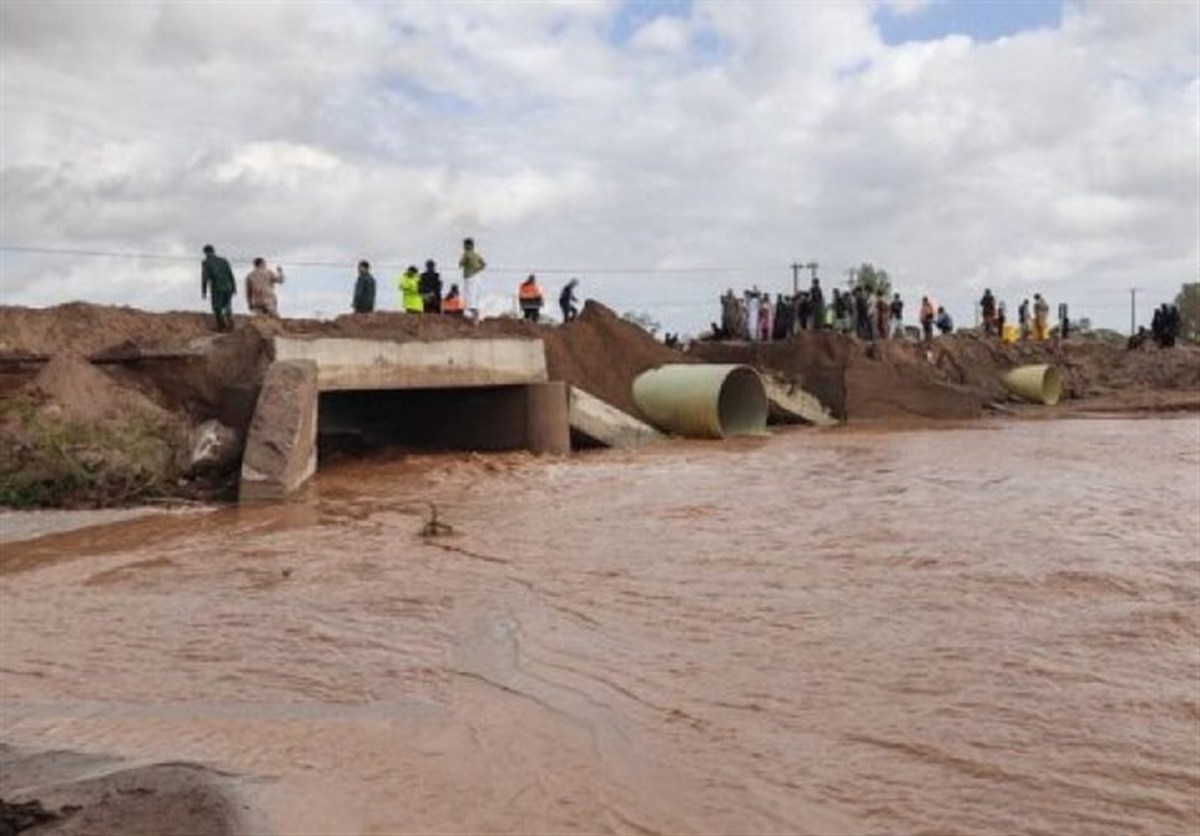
top-left (420, 502), bottom-right (454, 538)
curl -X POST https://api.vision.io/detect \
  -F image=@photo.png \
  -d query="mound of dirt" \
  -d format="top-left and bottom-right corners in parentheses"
top-left (23, 354), bottom-right (172, 425)
top-left (0, 303), bottom-right (217, 360)
top-left (540, 301), bottom-right (687, 416)
top-left (1, 356), bottom-right (191, 507)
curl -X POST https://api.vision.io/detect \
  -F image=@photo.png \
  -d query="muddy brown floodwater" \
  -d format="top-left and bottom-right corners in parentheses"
top-left (2, 417), bottom-right (1198, 835)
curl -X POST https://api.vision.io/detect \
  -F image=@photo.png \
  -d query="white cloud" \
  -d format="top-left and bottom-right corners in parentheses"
top-left (880, 0), bottom-right (936, 18)
top-left (629, 17), bottom-right (689, 54)
top-left (0, 0), bottom-right (1195, 334)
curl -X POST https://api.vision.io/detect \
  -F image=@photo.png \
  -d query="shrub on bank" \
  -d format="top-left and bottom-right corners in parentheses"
top-left (0, 394), bottom-right (187, 508)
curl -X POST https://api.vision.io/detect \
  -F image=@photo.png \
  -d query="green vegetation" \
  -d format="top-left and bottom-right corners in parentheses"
top-left (1175, 282), bottom-right (1199, 342)
top-left (847, 263), bottom-right (892, 297)
top-left (0, 395), bottom-right (184, 508)
top-left (622, 310), bottom-right (662, 336)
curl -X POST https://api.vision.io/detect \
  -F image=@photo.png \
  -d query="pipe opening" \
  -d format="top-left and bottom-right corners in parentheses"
top-left (717, 366), bottom-right (770, 437)
top-left (1002, 364), bottom-right (1063, 406)
top-left (1042, 367), bottom-right (1063, 405)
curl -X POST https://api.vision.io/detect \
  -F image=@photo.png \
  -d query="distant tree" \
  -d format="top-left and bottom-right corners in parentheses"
top-left (1175, 282), bottom-right (1199, 341)
top-left (848, 263), bottom-right (892, 297)
top-left (622, 310), bottom-right (661, 336)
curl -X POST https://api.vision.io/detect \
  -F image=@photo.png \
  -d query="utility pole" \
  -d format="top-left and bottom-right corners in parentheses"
top-left (791, 263), bottom-right (803, 296)
top-left (806, 262), bottom-right (819, 283)
top-left (1129, 287), bottom-right (1137, 335)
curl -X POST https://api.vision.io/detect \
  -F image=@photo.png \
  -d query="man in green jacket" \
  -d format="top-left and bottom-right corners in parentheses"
top-left (398, 265), bottom-right (423, 313)
top-left (201, 244), bottom-right (237, 331)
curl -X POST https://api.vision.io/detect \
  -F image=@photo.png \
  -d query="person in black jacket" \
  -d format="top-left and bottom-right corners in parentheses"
top-left (419, 260), bottom-right (442, 314)
top-left (559, 278), bottom-right (579, 322)
top-left (980, 288), bottom-right (997, 335)
top-left (352, 260), bottom-right (376, 313)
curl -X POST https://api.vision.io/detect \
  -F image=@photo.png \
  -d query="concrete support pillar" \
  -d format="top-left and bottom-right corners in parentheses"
top-left (523, 381), bottom-right (570, 455)
top-left (239, 360), bottom-right (318, 503)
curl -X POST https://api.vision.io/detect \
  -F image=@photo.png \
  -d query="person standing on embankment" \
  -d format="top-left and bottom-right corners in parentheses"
top-left (200, 244), bottom-right (236, 332)
top-left (1033, 293), bottom-right (1050, 341)
top-left (398, 265), bottom-right (423, 313)
top-left (352, 260), bottom-right (376, 313)
top-left (518, 274), bottom-right (544, 322)
top-left (245, 257), bottom-right (284, 318)
top-left (890, 292), bottom-right (905, 338)
top-left (919, 295), bottom-right (935, 342)
top-left (458, 237), bottom-right (487, 323)
top-left (980, 288), bottom-right (997, 336)
top-left (560, 278), bottom-right (580, 322)
top-left (419, 260), bottom-right (442, 314)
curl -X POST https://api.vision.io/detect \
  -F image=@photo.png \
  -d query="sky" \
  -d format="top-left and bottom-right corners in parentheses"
top-left (0, 0), bottom-right (1197, 335)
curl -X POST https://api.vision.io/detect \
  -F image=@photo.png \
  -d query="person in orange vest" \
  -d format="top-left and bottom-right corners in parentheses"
top-left (518, 273), bottom-right (544, 322)
top-left (442, 284), bottom-right (464, 316)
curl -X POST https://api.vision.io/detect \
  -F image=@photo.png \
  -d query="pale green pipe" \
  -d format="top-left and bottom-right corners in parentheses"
top-left (632, 364), bottom-right (768, 438)
top-left (1002, 364), bottom-right (1063, 405)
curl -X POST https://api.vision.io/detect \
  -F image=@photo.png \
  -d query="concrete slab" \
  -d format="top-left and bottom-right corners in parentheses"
top-left (762, 375), bottom-right (838, 426)
top-left (272, 337), bottom-right (548, 391)
top-left (569, 387), bottom-right (663, 448)
top-left (240, 360), bottom-right (319, 502)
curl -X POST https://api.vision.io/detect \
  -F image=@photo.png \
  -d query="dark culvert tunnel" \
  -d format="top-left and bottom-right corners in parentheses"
top-left (317, 385), bottom-right (568, 458)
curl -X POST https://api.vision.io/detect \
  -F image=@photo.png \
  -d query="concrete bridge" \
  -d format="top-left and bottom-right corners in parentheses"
top-left (239, 335), bottom-right (575, 502)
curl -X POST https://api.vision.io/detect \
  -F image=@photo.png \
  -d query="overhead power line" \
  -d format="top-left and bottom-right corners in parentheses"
top-left (0, 245), bottom-right (779, 276)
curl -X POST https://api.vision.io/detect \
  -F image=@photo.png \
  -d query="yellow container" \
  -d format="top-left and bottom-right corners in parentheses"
top-left (1001, 364), bottom-right (1063, 405)
top-left (1001, 323), bottom-right (1019, 344)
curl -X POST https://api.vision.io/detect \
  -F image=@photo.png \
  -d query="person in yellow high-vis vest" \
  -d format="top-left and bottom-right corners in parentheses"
top-left (398, 265), bottom-right (423, 313)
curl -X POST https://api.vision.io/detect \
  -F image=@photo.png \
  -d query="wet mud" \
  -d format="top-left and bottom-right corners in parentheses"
top-left (1, 418), bottom-right (1198, 834)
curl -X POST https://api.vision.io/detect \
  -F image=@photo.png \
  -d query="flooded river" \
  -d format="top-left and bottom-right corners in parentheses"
top-left (2, 417), bottom-right (1198, 835)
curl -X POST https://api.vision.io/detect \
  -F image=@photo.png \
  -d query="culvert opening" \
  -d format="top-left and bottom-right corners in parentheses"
top-left (318, 386), bottom-right (545, 458)
top-left (716, 366), bottom-right (770, 437)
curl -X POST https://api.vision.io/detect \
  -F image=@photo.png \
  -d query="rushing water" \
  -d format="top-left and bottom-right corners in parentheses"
top-left (2, 417), bottom-right (1198, 835)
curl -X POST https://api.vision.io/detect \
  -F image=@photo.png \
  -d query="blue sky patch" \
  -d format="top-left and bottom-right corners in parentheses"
top-left (877, 0), bottom-right (1063, 45)
top-left (610, 0), bottom-right (692, 43)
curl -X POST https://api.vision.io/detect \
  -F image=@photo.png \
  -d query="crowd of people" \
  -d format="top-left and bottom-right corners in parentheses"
top-left (708, 280), bottom-right (1084, 346)
top-left (202, 244), bottom-right (1184, 348)
top-left (711, 280), bottom-right (950, 343)
top-left (199, 238), bottom-right (582, 331)
top-left (1129, 302), bottom-right (1183, 349)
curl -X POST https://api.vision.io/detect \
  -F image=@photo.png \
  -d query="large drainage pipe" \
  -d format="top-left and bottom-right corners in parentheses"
top-left (1001, 364), bottom-right (1063, 405)
top-left (632, 364), bottom-right (768, 439)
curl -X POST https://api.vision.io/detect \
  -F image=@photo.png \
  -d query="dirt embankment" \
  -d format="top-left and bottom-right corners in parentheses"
top-left (690, 333), bottom-right (1200, 421)
top-left (0, 300), bottom-right (681, 507)
top-left (1, 299), bottom-right (1194, 506)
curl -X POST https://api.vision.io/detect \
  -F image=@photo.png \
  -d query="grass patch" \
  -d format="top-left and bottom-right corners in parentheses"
top-left (0, 394), bottom-right (186, 508)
